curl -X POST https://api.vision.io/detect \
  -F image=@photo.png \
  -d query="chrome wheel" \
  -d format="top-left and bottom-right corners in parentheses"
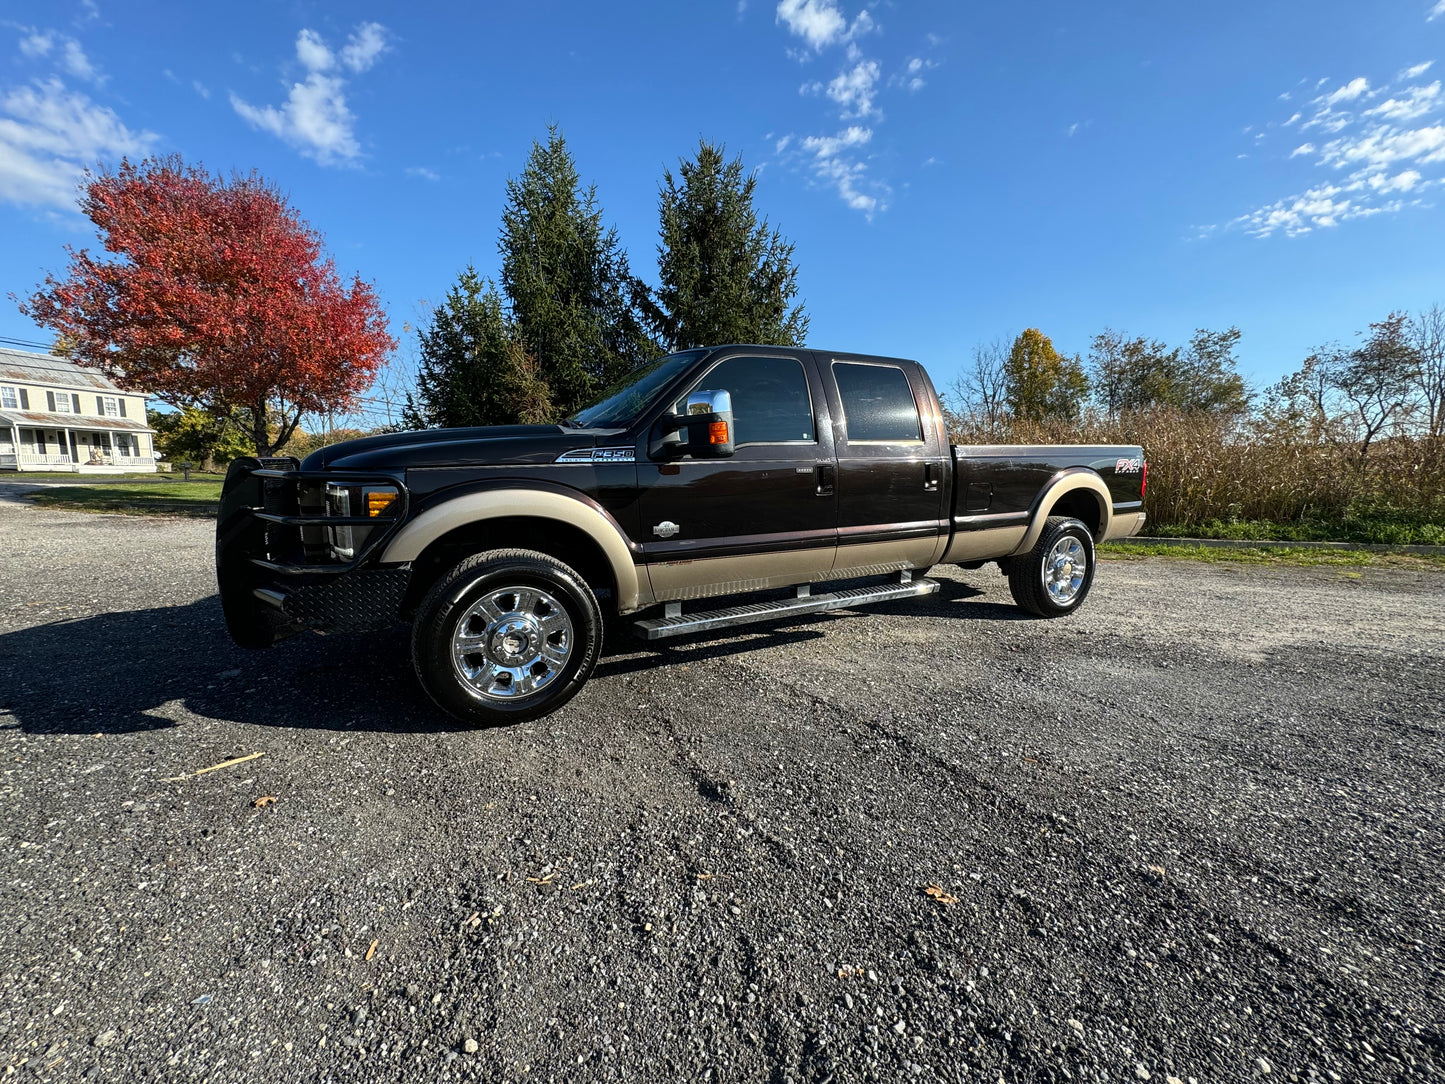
top-left (450, 585), bottom-right (574, 700)
top-left (1042, 535), bottom-right (1087, 605)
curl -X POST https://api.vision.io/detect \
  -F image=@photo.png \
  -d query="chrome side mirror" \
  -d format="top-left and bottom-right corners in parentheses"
top-left (684, 389), bottom-right (734, 457)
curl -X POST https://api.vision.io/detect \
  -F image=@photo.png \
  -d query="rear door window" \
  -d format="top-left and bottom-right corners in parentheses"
top-left (833, 362), bottom-right (922, 442)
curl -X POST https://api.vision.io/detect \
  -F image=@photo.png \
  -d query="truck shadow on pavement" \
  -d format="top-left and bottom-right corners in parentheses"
top-left (0, 594), bottom-right (867, 736)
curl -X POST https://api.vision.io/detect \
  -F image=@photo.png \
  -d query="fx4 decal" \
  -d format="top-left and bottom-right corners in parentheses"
top-left (1115, 457), bottom-right (1143, 474)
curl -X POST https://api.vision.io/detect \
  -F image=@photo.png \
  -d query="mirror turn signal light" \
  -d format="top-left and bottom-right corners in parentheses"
top-left (709, 421), bottom-right (729, 445)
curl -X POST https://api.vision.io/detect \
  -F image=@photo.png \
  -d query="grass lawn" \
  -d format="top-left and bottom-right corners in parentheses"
top-left (10, 471), bottom-right (219, 482)
top-left (27, 480), bottom-right (223, 516)
top-left (1100, 541), bottom-right (1445, 570)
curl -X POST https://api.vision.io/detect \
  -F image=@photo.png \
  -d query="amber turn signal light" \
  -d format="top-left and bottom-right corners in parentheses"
top-left (709, 421), bottom-right (729, 445)
top-left (366, 489), bottom-right (398, 517)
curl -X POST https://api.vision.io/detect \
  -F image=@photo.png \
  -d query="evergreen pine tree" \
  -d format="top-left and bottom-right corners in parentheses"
top-left (498, 125), bottom-right (653, 419)
top-left (402, 267), bottom-right (552, 429)
top-left (648, 140), bottom-right (808, 350)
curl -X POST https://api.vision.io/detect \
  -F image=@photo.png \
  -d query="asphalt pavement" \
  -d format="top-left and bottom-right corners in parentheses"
top-left (1, 500), bottom-right (1442, 1083)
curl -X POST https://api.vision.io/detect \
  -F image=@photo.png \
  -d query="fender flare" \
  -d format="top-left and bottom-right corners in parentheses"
top-left (1009, 469), bottom-right (1113, 556)
top-left (380, 486), bottom-right (645, 613)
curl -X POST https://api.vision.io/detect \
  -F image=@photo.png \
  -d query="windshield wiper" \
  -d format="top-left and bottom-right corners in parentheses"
top-left (561, 415), bottom-right (584, 429)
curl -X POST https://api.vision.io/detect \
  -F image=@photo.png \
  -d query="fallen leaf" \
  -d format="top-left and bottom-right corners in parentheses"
top-left (1148, 865), bottom-right (1166, 878)
top-left (365, 940), bottom-right (377, 962)
top-left (252, 796), bottom-right (277, 809)
top-left (923, 883), bottom-right (959, 905)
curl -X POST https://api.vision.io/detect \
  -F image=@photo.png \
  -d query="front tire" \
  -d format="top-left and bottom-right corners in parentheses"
top-left (411, 549), bottom-right (603, 727)
top-left (1007, 516), bottom-right (1096, 618)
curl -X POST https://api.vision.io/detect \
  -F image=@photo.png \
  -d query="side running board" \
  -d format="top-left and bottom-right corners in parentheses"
top-left (631, 572), bottom-right (939, 641)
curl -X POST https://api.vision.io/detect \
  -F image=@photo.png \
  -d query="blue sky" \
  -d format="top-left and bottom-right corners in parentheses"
top-left (4, 0), bottom-right (1445, 423)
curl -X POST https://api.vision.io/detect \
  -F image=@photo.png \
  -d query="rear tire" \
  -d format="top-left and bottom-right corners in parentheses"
top-left (1007, 517), bottom-right (1095, 618)
top-left (411, 548), bottom-right (602, 727)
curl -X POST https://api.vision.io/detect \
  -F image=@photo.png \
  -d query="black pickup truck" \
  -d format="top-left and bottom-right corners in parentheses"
top-left (217, 346), bottom-right (1146, 725)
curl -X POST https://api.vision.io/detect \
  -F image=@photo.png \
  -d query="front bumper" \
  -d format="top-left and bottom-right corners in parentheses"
top-left (215, 456), bottom-right (412, 648)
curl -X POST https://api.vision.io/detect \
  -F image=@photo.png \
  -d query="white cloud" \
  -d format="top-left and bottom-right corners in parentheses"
top-left (1320, 123), bottom-right (1445, 170)
top-left (340, 23), bottom-right (388, 73)
top-left (294, 29), bottom-right (334, 72)
top-left (890, 55), bottom-right (937, 93)
top-left (1321, 77), bottom-right (1369, 106)
top-left (19, 32), bottom-right (53, 59)
top-left (772, 5), bottom-right (930, 215)
top-left (1365, 81), bottom-right (1441, 121)
top-left (798, 126), bottom-right (885, 215)
top-left (405, 166), bottom-right (439, 182)
top-left (774, 0), bottom-right (871, 51)
top-left (826, 59), bottom-right (880, 117)
top-left (0, 77), bottom-right (156, 210)
top-left (776, 0), bottom-right (846, 50)
top-left (801, 124), bottom-right (871, 158)
top-left (1430, 1), bottom-right (1445, 21)
top-left (192, 80), bottom-right (210, 99)
top-left (1369, 168), bottom-right (1422, 191)
top-left (17, 29), bottom-right (103, 85)
top-left (1067, 122), bottom-right (1079, 137)
top-left (1227, 62), bottom-right (1445, 237)
top-left (231, 23), bottom-right (390, 166)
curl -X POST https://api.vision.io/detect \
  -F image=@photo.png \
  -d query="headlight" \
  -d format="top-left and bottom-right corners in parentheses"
top-left (326, 483), bottom-right (355, 558)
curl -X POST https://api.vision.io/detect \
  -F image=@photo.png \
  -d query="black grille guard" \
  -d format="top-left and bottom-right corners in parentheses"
top-left (218, 457), bottom-right (411, 576)
top-left (215, 455), bottom-right (411, 647)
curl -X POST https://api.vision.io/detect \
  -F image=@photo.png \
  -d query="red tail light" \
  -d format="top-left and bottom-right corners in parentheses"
top-left (1141, 460), bottom-right (1148, 498)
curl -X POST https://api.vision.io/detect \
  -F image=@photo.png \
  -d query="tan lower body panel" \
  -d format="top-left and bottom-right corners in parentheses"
top-left (646, 547), bottom-right (838, 603)
top-left (942, 525), bottom-right (1028, 564)
top-left (646, 530), bottom-right (956, 603)
top-left (828, 535), bottom-right (944, 580)
top-left (1102, 511), bottom-right (1146, 542)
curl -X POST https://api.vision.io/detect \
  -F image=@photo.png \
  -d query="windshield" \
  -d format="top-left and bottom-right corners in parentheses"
top-left (569, 350), bottom-right (708, 429)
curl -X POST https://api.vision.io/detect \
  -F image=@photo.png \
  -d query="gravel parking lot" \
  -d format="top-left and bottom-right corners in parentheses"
top-left (1, 500), bottom-right (1442, 1083)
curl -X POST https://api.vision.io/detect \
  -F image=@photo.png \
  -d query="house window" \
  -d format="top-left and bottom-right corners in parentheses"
top-left (115, 434), bottom-right (136, 457)
top-left (0, 386), bottom-right (16, 409)
top-left (103, 396), bottom-right (120, 417)
top-left (50, 391), bottom-right (74, 413)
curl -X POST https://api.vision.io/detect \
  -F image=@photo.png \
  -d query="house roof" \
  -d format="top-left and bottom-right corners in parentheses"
top-left (0, 410), bottom-right (155, 434)
top-left (0, 347), bottom-right (145, 394)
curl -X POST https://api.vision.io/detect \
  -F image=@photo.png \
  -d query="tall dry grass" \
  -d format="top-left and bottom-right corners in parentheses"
top-left (946, 408), bottom-right (1445, 534)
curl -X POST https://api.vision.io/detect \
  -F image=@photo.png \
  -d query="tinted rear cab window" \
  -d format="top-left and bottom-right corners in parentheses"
top-left (833, 362), bottom-right (922, 442)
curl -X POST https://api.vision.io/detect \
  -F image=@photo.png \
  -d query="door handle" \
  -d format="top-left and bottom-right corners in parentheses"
top-left (923, 463), bottom-right (939, 492)
top-left (815, 463), bottom-right (835, 496)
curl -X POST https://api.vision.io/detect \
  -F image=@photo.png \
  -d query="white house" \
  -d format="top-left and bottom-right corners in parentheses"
top-left (0, 347), bottom-right (157, 473)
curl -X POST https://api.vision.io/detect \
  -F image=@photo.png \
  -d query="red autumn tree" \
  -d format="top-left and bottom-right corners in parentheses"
top-left (19, 155), bottom-right (394, 456)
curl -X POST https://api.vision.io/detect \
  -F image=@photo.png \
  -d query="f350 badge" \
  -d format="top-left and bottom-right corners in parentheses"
top-left (653, 521), bottom-right (680, 539)
top-left (1115, 457), bottom-right (1142, 474)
